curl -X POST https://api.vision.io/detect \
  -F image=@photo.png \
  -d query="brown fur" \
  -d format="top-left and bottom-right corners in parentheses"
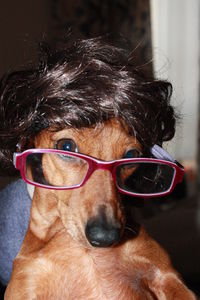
top-left (5, 120), bottom-right (196, 299)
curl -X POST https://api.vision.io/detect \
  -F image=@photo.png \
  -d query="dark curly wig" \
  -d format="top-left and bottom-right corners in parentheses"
top-left (0, 36), bottom-right (175, 175)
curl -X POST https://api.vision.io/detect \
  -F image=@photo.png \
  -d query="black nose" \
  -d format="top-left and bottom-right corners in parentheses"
top-left (85, 218), bottom-right (121, 247)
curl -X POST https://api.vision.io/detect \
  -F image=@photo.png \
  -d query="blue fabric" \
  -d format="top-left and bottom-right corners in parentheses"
top-left (0, 179), bottom-right (31, 286)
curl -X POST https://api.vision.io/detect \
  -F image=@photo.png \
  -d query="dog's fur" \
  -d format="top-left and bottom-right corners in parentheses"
top-left (0, 37), bottom-right (196, 299)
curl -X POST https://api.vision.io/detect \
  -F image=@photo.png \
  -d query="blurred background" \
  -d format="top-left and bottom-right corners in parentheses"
top-left (0, 0), bottom-right (199, 297)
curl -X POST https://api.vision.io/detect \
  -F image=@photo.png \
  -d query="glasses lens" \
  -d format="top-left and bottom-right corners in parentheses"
top-left (116, 162), bottom-right (175, 195)
top-left (25, 152), bottom-right (89, 188)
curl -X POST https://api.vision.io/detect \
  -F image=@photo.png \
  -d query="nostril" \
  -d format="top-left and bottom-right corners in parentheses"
top-left (85, 221), bottom-right (121, 247)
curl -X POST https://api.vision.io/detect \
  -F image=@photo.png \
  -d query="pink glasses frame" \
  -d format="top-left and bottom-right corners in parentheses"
top-left (13, 148), bottom-right (184, 198)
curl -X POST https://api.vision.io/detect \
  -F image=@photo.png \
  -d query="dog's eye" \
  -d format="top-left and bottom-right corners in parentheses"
top-left (55, 139), bottom-right (78, 152)
top-left (124, 148), bottom-right (141, 159)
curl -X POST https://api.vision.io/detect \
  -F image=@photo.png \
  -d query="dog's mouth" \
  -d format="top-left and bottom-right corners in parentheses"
top-left (85, 218), bottom-right (140, 248)
top-left (85, 218), bottom-right (122, 248)
top-left (84, 207), bottom-right (140, 248)
top-left (83, 197), bottom-right (141, 248)
top-left (84, 205), bottom-right (123, 248)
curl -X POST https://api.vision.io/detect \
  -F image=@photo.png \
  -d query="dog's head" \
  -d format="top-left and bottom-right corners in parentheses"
top-left (0, 37), bottom-right (176, 247)
top-left (29, 118), bottom-right (142, 248)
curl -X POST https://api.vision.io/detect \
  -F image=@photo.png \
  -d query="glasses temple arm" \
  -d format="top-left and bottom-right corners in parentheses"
top-left (150, 144), bottom-right (184, 169)
top-left (13, 153), bottom-right (17, 168)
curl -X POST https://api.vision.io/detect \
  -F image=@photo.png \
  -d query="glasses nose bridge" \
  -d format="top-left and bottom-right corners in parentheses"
top-left (87, 159), bottom-right (116, 188)
top-left (91, 159), bottom-right (115, 176)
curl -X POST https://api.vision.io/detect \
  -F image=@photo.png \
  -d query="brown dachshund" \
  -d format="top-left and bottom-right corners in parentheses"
top-left (5, 119), bottom-right (196, 300)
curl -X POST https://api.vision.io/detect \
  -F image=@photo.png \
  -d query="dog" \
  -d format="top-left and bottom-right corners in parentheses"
top-left (0, 37), bottom-right (196, 299)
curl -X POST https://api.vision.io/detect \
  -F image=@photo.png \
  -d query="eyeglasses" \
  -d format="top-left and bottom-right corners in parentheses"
top-left (13, 147), bottom-right (184, 198)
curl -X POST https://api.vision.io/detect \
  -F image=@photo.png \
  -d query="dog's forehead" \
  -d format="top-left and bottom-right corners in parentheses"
top-left (34, 119), bottom-right (141, 158)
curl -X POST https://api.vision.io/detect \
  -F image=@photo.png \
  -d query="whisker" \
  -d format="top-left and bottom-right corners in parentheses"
top-left (125, 226), bottom-right (138, 235)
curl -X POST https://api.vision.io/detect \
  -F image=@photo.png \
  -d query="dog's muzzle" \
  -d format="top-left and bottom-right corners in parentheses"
top-left (85, 216), bottom-right (121, 247)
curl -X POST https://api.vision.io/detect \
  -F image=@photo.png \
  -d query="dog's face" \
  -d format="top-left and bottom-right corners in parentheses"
top-left (31, 119), bottom-right (142, 248)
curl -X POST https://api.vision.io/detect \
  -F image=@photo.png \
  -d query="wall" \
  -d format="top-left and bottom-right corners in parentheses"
top-left (150, 0), bottom-right (200, 162)
top-left (0, 0), bottom-right (50, 76)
